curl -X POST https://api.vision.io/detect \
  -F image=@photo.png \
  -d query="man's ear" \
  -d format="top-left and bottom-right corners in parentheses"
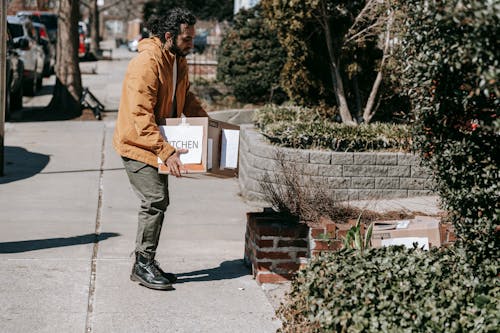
top-left (165, 32), bottom-right (172, 41)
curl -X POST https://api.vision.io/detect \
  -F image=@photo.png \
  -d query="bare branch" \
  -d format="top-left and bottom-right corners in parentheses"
top-left (345, 0), bottom-right (390, 45)
top-left (100, 0), bottom-right (123, 11)
top-left (345, 19), bottom-right (385, 44)
top-left (349, 0), bottom-right (378, 31)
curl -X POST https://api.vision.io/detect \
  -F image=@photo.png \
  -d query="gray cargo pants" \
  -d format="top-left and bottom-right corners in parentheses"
top-left (122, 157), bottom-right (169, 259)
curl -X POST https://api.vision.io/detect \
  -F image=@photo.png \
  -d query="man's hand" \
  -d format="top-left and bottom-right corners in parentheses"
top-left (166, 148), bottom-right (188, 177)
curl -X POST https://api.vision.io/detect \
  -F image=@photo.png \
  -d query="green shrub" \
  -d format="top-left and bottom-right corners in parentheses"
top-left (217, 5), bottom-right (287, 104)
top-left (255, 105), bottom-right (412, 151)
top-left (396, 0), bottom-right (499, 262)
top-left (278, 246), bottom-right (500, 333)
top-left (261, 0), bottom-right (411, 123)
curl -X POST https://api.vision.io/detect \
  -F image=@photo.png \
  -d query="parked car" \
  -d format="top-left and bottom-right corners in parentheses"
top-left (128, 28), bottom-right (149, 52)
top-left (5, 30), bottom-right (24, 119)
top-left (32, 22), bottom-right (54, 77)
top-left (193, 29), bottom-right (208, 54)
top-left (78, 21), bottom-right (91, 59)
top-left (127, 34), bottom-right (141, 52)
top-left (16, 11), bottom-right (58, 44)
top-left (7, 15), bottom-right (45, 96)
top-left (5, 54), bottom-right (12, 118)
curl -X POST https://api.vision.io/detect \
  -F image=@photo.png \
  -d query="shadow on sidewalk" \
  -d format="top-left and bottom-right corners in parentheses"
top-left (0, 232), bottom-right (120, 253)
top-left (176, 259), bottom-right (251, 283)
top-left (9, 106), bottom-right (82, 122)
top-left (0, 146), bottom-right (50, 184)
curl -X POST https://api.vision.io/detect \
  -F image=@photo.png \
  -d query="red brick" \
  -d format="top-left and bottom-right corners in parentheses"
top-left (277, 239), bottom-right (308, 248)
top-left (310, 227), bottom-right (326, 239)
top-left (256, 250), bottom-right (291, 260)
top-left (311, 240), bottom-right (328, 251)
top-left (295, 251), bottom-right (308, 258)
top-left (346, 219), bottom-right (358, 226)
top-left (336, 224), bottom-right (351, 239)
top-left (326, 223), bottom-right (337, 238)
top-left (448, 231), bottom-right (457, 242)
top-left (312, 240), bottom-right (343, 251)
top-left (256, 272), bottom-right (293, 284)
top-left (275, 262), bottom-right (301, 273)
top-left (254, 224), bottom-right (282, 237)
top-left (255, 262), bottom-right (273, 272)
top-left (256, 239), bottom-right (274, 248)
top-left (439, 224), bottom-right (448, 243)
top-left (311, 250), bottom-right (323, 257)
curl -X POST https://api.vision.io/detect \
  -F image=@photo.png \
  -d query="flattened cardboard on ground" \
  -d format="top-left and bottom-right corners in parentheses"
top-left (371, 215), bottom-right (441, 248)
top-left (158, 117), bottom-right (240, 177)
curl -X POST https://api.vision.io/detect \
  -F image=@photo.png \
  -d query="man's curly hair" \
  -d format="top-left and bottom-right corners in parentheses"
top-left (146, 8), bottom-right (196, 43)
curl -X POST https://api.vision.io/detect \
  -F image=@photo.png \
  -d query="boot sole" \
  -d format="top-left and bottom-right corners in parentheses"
top-left (130, 273), bottom-right (174, 291)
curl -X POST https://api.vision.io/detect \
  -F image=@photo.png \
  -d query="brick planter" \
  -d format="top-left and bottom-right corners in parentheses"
top-left (244, 212), bottom-right (308, 284)
top-left (245, 211), bottom-right (457, 284)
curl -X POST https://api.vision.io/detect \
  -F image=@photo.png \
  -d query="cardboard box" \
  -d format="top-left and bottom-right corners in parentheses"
top-left (371, 216), bottom-right (441, 249)
top-left (158, 117), bottom-right (240, 177)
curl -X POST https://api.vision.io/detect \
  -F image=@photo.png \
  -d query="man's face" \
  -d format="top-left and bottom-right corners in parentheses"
top-left (170, 24), bottom-right (195, 57)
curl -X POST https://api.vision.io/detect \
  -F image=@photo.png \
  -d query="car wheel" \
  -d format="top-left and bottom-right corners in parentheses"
top-left (24, 73), bottom-right (38, 96)
top-left (36, 73), bottom-right (42, 90)
top-left (5, 88), bottom-right (11, 121)
top-left (10, 84), bottom-right (23, 111)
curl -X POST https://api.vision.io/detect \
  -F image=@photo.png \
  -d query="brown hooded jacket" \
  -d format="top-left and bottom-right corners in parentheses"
top-left (113, 37), bottom-right (207, 167)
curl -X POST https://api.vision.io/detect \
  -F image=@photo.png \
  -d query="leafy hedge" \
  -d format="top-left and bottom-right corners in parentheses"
top-left (255, 105), bottom-right (411, 151)
top-left (278, 246), bottom-right (500, 333)
top-left (397, 0), bottom-right (499, 262)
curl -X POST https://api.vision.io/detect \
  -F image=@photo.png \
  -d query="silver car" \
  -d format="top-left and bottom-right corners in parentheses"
top-left (7, 15), bottom-right (45, 96)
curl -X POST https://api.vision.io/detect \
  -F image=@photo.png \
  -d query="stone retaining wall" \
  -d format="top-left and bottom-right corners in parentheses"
top-left (238, 125), bottom-right (435, 201)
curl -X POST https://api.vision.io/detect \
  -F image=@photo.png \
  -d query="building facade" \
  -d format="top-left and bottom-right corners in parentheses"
top-left (234, 0), bottom-right (259, 14)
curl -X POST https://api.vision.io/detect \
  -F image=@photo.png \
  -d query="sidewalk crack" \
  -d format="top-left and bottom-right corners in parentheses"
top-left (85, 124), bottom-right (106, 333)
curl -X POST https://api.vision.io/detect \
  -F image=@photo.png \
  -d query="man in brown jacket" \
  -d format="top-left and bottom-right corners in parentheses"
top-left (113, 8), bottom-right (208, 290)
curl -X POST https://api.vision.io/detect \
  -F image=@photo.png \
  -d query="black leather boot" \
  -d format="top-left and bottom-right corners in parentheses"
top-left (130, 253), bottom-right (174, 290)
top-left (151, 260), bottom-right (178, 283)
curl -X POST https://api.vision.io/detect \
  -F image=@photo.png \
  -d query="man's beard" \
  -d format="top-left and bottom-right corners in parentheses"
top-left (170, 44), bottom-right (189, 57)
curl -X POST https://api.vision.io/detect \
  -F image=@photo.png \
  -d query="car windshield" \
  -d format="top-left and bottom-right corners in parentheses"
top-left (8, 23), bottom-right (24, 38)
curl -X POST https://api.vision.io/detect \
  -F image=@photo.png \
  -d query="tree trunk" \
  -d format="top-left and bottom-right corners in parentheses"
top-left (320, 1), bottom-right (355, 125)
top-left (89, 0), bottom-right (100, 57)
top-left (47, 0), bottom-right (82, 117)
top-left (362, 12), bottom-right (393, 124)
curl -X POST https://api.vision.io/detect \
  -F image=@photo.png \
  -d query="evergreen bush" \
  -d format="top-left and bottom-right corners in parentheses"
top-left (396, 0), bottom-right (499, 264)
top-left (255, 105), bottom-right (411, 151)
top-left (278, 247), bottom-right (500, 333)
top-left (217, 5), bottom-right (286, 104)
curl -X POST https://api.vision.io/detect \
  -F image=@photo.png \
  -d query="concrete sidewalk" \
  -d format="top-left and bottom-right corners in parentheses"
top-left (0, 120), bottom-right (281, 333)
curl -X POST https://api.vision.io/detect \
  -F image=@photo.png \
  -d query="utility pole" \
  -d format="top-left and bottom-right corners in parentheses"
top-left (1, 0), bottom-right (7, 176)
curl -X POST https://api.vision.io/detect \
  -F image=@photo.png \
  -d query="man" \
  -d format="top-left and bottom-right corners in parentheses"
top-left (113, 8), bottom-right (208, 290)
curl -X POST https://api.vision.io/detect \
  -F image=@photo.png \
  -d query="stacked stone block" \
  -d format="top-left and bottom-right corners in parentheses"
top-left (238, 126), bottom-right (435, 202)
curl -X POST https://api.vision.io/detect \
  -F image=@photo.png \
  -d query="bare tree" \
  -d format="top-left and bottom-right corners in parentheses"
top-left (313, 0), bottom-right (395, 124)
top-left (47, 0), bottom-right (82, 116)
top-left (81, 0), bottom-right (123, 57)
